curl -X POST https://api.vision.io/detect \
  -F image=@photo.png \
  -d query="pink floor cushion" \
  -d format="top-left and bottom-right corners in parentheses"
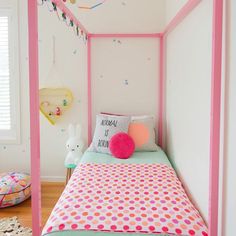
top-left (109, 132), bottom-right (135, 159)
top-left (0, 172), bottom-right (31, 208)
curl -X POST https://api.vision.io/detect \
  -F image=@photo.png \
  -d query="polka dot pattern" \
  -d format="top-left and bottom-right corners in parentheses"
top-left (42, 164), bottom-right (208, 236)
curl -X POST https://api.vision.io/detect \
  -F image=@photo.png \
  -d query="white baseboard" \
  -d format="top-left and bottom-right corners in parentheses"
top-left (41, 176), bottom-right (65, 182)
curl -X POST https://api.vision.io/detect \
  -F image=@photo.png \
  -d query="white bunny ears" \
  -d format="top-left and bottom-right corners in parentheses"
top-left (68, 124), bottom-right (82, 138)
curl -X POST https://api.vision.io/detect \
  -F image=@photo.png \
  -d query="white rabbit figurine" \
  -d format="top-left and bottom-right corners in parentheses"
top-left (65, 124), bottom-right (84, 168)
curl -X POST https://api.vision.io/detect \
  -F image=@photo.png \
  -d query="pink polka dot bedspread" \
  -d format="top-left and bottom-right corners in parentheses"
top-left (42, 163), bottom-right (208, 236)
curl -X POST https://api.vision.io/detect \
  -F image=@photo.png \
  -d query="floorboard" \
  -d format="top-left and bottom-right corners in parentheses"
top-left (0, 182), bottom-right (65, 228)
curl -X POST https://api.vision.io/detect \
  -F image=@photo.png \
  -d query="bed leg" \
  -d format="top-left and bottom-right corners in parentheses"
top-left (66, 168), bottom-right (72, 185)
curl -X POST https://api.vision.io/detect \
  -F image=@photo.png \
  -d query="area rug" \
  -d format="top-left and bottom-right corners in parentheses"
top-left (0, 217), bottom-right (32, 236)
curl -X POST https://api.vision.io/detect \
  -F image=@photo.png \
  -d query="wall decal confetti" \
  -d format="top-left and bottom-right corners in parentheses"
top-left (124, 79), bottom-right (128, 85)
top-left (78, 0), bottom-right (107, 10)
top-left (113, 39), bottom-right (122, 44)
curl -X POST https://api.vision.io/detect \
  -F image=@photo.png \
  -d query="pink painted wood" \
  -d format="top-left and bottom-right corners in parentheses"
top-left (28, 0), bottom-right (41, 236)
top-left (162, 0), bottom-right (202, 35)
top-left (89, 33), bottom-right (161, 38)
top-left (208, 0), bottom-right (224, 235)
top-left (51, 0), bottom-right (89, 34)
top-left (87, 36), bottom-right (92, 145)
top-left (158, 35), bottom-right (166, 148)
top-left (29, 0), bottom-right (222, 235)
top-left (161, 0), bottom-right (224, 235)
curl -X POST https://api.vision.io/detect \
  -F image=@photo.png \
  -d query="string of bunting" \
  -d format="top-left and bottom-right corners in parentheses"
top-left (38, 0), bottom-right (88, 43)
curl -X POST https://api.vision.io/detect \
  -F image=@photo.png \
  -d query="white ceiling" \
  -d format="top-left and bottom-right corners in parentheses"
top-left (63, 0), bottom-right (187, 34)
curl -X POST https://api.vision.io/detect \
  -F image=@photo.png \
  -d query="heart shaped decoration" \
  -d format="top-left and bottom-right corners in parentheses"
top-left (39, 88), bottom-right (73, 125)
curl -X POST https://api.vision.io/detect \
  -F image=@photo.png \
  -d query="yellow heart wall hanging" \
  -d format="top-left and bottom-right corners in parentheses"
top-left (39, 88), bottom-right (73, 125)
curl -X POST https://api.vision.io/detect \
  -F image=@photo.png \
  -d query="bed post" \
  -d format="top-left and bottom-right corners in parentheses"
top-left (28, 0), bottom-right (41, 235)
top-left (208, 0), bottom-right (223, 235)
top-left (158, 35), bottom-right (166, 149)
top-left (87, 35), bottom-right (92, 145)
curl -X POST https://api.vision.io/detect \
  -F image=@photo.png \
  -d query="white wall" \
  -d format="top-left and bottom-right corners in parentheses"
top-left (0, 1), bottom-right (164, 181)
top-left (0, 1), bottom-right (88, 181)
top-left (91, 38), bottom-right (159, 131)
top-left (0, 1), bottom-right (30, 175)
top-left (38, 5), bottom-right (88, 181)
top-left (221, 0), bottom-right (236, 235)
top-left (165, 0), bottom-right (187, 23)
top-left (68, 0), bottom-right (166, 33)
top-left (165, 1), bottom-right (213, 221)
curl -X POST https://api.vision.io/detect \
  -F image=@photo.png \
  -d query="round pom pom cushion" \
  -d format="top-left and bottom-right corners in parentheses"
top-left (109, 132), bottom-right (135, 159)
top-left (0, 172), bottom-right (31, 208)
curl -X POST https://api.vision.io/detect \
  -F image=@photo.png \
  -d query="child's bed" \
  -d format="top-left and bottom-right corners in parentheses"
top-left (42, 149), bottom-right (208, 236)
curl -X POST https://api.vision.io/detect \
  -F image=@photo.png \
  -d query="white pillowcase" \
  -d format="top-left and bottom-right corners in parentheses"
top-left (89, 114), bottom-right (131, 154)
top-left (128, 116), bottom-right (158, 151)
top-left (131, 115), bottom-right (154, 120)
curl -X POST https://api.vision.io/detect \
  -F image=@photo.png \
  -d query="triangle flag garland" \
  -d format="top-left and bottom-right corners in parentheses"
top-left (38, 0), bottom-right (88, 42)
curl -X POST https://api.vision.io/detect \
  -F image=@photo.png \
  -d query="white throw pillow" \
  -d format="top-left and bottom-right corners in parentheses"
top-left (128, 116), bottom-right (158, 151)
top-left (89, 114), bottom-right (131, 154)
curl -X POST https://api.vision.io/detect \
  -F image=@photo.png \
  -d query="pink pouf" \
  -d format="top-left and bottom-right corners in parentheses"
top-left (109, 132), bottom-right (135, 159)
top-left (0, 172), bottom-right (31, 208)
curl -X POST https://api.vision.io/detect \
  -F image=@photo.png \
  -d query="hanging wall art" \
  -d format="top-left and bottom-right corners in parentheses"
top-left (39, 88), bottom-right (73, 125)
top-left (39, 35), bottom-right (74, 125)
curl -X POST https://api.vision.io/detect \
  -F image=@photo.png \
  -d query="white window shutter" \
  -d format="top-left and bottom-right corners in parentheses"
top-left (0, 4), bottom-right (20, 144)
top-left (0, 16), bottom-right (11, 131)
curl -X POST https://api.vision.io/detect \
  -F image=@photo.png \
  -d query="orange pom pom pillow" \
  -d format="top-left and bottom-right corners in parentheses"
top-left (128, 116), bottom-right (158, 151)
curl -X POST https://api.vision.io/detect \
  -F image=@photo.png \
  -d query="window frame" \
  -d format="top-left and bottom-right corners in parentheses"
top-left (0, 0), bottom-right (20, 144)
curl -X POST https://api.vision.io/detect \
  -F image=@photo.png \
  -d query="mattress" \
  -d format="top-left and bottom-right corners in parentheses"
top-left (42, 149), bottom-right (207, 236)
top-left (80, 148), bottom-right (171, 166)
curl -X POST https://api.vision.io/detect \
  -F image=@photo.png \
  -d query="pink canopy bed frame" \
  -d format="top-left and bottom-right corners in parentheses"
top-left (27, 0), bottom-right (223, 235)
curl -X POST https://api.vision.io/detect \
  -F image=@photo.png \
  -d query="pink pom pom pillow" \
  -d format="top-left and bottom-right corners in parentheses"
top-left (109, 132), bottom-right (135, 159)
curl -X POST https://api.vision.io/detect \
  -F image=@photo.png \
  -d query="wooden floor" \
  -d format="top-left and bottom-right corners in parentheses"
top-left (0, 182), bottom-right (65, 228)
